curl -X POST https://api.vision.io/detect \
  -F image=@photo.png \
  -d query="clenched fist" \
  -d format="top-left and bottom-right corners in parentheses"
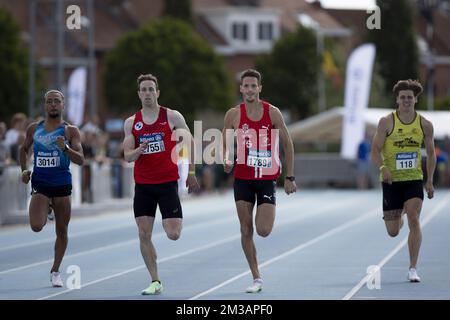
top-left (56, 136), bottom-right (66, 151)
top-left (223, 159), bottom-right (234, 174)
top-left (21, 170), bottom-right (31, 184)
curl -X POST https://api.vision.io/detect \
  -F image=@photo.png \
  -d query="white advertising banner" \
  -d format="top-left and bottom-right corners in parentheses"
top-left (67, 67), bottom-right (87, 126)
top-left (341, 43), bottom-right (376, 159)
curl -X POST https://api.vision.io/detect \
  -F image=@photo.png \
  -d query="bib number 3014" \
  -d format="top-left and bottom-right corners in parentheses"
top-left (36, 156), bottom-right (60, 168)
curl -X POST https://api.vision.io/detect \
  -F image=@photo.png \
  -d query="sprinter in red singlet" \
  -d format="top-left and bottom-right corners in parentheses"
top-left (222, 69), bottom-right (297, 293)
top-left (123, 74), bottom-right (199, 295)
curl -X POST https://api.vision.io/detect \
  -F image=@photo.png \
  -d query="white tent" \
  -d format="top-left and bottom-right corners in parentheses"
top-left (288, 107), bottom-right (450, 143)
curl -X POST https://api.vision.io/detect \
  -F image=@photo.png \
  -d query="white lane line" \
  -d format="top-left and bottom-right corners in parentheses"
top-left (0, 194), bottom-right (356, 275)
top-left (0, 223), bottom-right (134, 252)
top-left (38, 199), bottom-right (367, 300)
top-left (0, 202), bottom-right (239, 252)
top-left (0, 192), bottom-right (316, 252)
top-left (189, 207), bottom-right (379, 300)
top-left (342, 194), bottom-right (450, 300)
top-left (34, 197), bottom-right (364, 299)
top-left (0, 216), bottom-right (234, 275)
top-left (37, 234), bottom-right (241, 300)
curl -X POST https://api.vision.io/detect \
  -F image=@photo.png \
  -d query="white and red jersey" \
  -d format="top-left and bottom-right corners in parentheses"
top-left (234, 101), bottom-right (281, 180)
top-left (131, 107), bottom-right (179, 184)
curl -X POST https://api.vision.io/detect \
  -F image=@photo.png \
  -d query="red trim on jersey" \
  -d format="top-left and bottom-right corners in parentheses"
top-left (234, 101), bottom-right (281, 180)
top-left (131, 107), bottom-right (179, 184)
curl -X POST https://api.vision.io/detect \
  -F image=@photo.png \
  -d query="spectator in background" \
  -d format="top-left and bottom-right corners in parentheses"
top-left (80, 131), bottom-right (94, 203)
top-left (5, 113), bottom-right (27, 164)
top-left (200, 163), bottom-right (215, 193)
top-left (199, 142), bottom-right (216, 194)
top-left (80, 120), bottom-right (102, 203)
top-left (435, 146), bottom-right (447, 187)
top-left (442, 135), bottom-right (450, 187)
top-left (356, 134), bottom-right (371, 189)
top-left (0, 121), bottom-right (10, 173)
top-left (94, 131), bottom-right (109, 165)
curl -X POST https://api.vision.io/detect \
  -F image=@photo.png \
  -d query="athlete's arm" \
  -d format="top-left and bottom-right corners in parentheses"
top-left (371, 115), bottom-right (392, 184)
top-left (222, 108), bottom-right (237, 173)
top-left (270, 106), bottom-right (297, 194)
top-left (167, 109), bottom-right (195, 171)
top-left (167, 109), bottom-right (199, 193)
top-left (63, 125), bottom-right (85, 166)
top-left (421, 116), bottom-right (436, 199)
top-left (270, 106), bottom-right (294, 177)
top-left (19, 122), bottom-right (37, 184)
top-left (123, 116), bottom-right (147, 163)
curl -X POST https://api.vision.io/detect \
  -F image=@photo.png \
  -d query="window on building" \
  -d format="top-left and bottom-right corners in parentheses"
top-left (232, 22), bottom-right (248, 40)
top-left (258, 22), bottom-right (273, 40)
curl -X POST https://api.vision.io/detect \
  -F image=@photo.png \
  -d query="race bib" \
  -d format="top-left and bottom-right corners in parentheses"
top-left (247, 150), bottom-right (272, 168)
top-left (395, 152), bottom-right (418, 170)
top-left (36, 156), bottom-right (60, 168)
top-left (140, 134), bottom-right (165, 154)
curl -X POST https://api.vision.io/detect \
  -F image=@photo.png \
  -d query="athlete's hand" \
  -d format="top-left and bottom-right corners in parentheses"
top-left (186, 174), bottom-right (199, 193)
top-left (425, 180), bottom-right (434, 199)
top-left (21, 170), bottom-right (31, 184)
top-left (381, 167), bottom-right (392, 185)
top-left (223, 159), bottom-right (233, 174)
top-left (284, 179), bottom-right (297, 195)
top-left (56, 136), bottom-right (65, 150)
top-left (136, 141), bottom-right (149, 154)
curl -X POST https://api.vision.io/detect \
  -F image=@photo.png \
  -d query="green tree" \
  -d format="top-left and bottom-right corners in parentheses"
top-left (103, 18), bottom-right (233, 125)
top-left (368, 61), bottom-right (390, 108)
top-left (322, 39), bottom-right (345, 110)
top-left (163, 0), bottom-right (192, 24)
top-left (255, 25), bottom-right (319, 120)
top-left (367, 0), bottom-right (419, 97)
top-left (0, 8), bottom-right (28, 120)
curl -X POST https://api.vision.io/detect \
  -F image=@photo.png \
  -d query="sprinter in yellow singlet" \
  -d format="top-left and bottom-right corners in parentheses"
top-left (371, 79), bottom-right (436, 283)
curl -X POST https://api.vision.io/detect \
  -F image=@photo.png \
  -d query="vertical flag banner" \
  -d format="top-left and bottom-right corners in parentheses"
top-left (67, 67), bottom-right (87, 126)
top-left (341, 43), bottom-right (376, 159)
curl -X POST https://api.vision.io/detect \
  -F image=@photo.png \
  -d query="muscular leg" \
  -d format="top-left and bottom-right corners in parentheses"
top-left (135, 216), bottom-right (159, 281)
top-left (50, 196), bottom-right (71, 273)
top-left (384, 209), bottom-right (403, 237)
top-left (404, 198), bottom-right (423, 269)
top-left (255, 203), bottom-right (275, 237)
top-left (236, 200), bottom-right (260, 280)
top-left (162, 218), bottom-right (182, 240)
top-left (29, 193), bottom-right (50, 232)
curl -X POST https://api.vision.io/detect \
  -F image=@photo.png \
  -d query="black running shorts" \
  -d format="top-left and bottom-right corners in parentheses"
top-left (133, 181), bottom-right (182, 219)
top-left (382, 180), bottom-right (424, 212)
top-left (233, 179), bottom-right (276, 206)
top-left (31, 183), bottom-right (72, 198)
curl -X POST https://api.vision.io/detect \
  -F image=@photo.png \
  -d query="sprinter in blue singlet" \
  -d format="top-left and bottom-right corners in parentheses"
top-left (19, 90), bottom-right (84, 288)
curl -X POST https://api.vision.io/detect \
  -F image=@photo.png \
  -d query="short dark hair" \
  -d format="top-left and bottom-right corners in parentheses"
top-left (44, 89), bottom-right (65, 101)
top-left (240, 69), bottom-right (262, 85)
top-left (393, 79), bottom-right (423, 97)
top-left (137, 74), bottom-right (159, 90)
top-left (10, 112), bottom-right (27, 127)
